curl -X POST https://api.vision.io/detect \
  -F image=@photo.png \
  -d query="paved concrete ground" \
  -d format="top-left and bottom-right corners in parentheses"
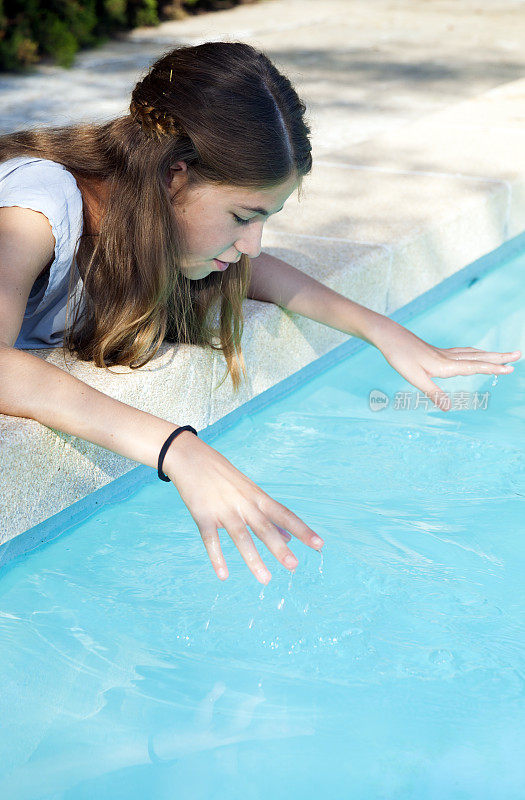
top-left (2, 0), bottom-right (525, 539)
top-left (2, 1), bottom-right (525, 149)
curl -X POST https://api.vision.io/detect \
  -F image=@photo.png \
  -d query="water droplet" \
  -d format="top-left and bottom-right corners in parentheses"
top-left (492, 375), bottom-right (498, 387)
top-left (204, 592), bottom-right (220, 633)
top-left (429, 648), bottom-right (454, 665)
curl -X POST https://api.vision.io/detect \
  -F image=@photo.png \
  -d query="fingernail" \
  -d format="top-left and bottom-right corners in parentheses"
top-left (257, 569), bottom-right (271, 583)
top-left (312, 536), bottom-right (324, 547)
top-left (217, 568), bottom-right (227, 580)
top-left (284, 555), bottom-right (298, 568)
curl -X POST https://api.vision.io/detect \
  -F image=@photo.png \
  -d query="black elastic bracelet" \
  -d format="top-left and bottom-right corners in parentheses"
top-left (157, 425), bottom-right (198, 482)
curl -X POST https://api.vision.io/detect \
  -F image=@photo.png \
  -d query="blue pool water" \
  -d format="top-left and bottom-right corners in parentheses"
top-left (0, 243), bottom-right (524, 799)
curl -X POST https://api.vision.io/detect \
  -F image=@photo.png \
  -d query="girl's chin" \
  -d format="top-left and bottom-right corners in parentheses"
top-left (182, 267), bottom-right (216, 281)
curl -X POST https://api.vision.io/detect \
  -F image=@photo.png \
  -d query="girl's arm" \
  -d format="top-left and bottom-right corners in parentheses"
top-left (247, 251), bottom-right (521, 410)
top-left (0, 345), bottom-right (322, 578)
top-left (0, 344), bottom-right (191, 471)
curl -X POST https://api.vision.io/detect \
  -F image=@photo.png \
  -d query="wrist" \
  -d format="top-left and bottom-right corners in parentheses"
top-left (355, 309), bottom-right (397, 349)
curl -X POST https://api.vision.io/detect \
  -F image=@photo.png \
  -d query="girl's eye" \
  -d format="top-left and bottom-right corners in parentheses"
top-left (233, 214), bottom-right (251, 226)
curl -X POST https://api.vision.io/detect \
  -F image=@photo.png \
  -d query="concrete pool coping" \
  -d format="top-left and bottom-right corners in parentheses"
top-left (1, 0), bottom-right (525, 549)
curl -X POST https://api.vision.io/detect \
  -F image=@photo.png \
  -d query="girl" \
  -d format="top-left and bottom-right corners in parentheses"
top-left (0, 41), bottom-right (519, 584)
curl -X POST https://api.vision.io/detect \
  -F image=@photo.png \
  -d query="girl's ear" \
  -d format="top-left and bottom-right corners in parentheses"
top-left (166, 161), bottom-right (189, 198)
top-left (170, 161), bottom-right (188, 174)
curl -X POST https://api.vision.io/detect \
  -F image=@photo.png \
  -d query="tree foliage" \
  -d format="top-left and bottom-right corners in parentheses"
top-left (0, 0), bottom-right (261, 72)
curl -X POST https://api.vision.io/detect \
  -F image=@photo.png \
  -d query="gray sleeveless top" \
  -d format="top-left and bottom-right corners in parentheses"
top-left (0, 156), bottom-right (85, 349)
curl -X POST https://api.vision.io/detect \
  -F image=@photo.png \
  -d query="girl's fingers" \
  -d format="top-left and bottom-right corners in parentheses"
top-left (443, 346), bottom-right (492, 353)
top-left (199, 520), bottom-right (290, 583)
top-left (410, 372), bottom-right (451, 410)
top-left (444, 346), bottom-right (481, 352)
top-left (442, 348), bottom-right (521, 362)
top-left (199, 524), bottom-right (229, 581)
top-left (248, 512), bottom-right (299, 572)
top-left (414, 355), bottom-right (517, 409)
top-left (434, 358), bottom-right (516, 379)
top-left (220, 517), bottom-right (272, 585)
top-left (196, 504), bottom-right (319, 585)
top-left (444, 360), bottom-right (515, 376)
top-left (452, 352), bottom-right (519, 363)
top-left (276, 525), bottom-right (292, 542)
top-left (259, 498), bottom-right (325, 551)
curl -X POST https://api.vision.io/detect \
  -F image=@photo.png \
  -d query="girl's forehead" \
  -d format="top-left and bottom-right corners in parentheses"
top-left (213, 175), bottom-right (299, 208)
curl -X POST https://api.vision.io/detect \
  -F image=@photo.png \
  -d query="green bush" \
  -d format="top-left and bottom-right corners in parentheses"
top-left (130, 0), bottom-right (159, 27)
top-left (0, 0), bottom-right (159, 72)
top-left (0, 0), bottom-right (263, 73)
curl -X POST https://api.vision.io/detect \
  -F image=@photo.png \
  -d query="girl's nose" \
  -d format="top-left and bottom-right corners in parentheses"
top-left (235, 222), bottom-right (264, 260)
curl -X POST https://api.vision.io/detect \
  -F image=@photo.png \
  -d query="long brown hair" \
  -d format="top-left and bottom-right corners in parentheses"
top-left (0, 41), bottom-right (313, 392)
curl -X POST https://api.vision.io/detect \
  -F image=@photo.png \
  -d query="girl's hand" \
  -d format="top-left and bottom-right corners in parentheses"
top-left (163, 432), bottom-right (324, 583)
top-left (371, 318), bottom-right (521, 411)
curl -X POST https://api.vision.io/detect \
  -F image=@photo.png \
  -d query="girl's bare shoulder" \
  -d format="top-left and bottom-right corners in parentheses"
top-left (0, 206), bottom-right (55, 347)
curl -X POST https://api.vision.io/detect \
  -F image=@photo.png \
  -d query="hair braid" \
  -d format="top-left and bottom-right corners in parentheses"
top-left (129, 98), bottom-right (183, 140)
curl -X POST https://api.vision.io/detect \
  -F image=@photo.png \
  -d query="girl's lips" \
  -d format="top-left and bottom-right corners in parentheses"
top-left (213, 258), bottom-right (229, 271)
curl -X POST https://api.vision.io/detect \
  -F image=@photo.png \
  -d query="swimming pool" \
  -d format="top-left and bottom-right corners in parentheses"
top-left (0, 236), bottom-right (524, 799)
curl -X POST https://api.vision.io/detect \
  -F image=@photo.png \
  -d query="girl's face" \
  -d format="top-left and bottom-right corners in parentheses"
top-left (166, 163), bottom-right (300, 280)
